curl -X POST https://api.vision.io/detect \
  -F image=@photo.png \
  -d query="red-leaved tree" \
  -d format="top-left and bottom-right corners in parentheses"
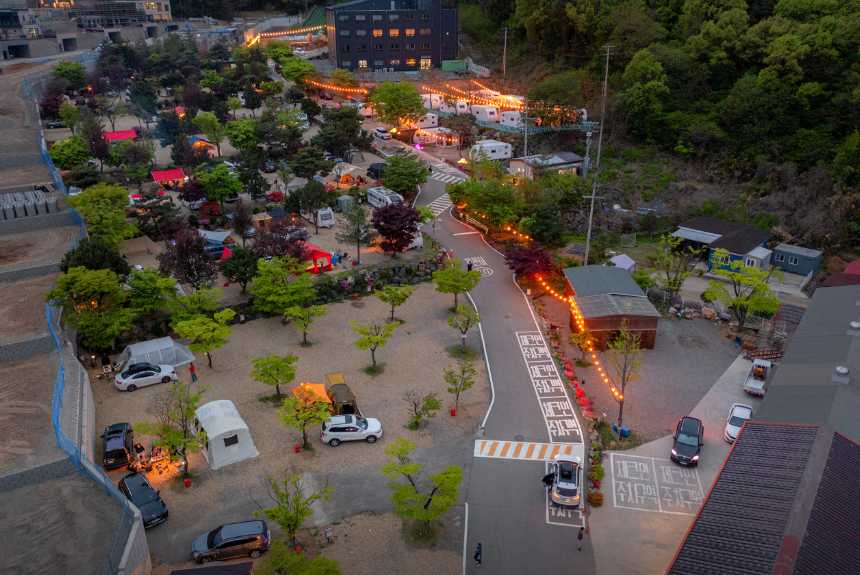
top-left (505, 243), bottom-right (557, 278)
top-left (371, 203), bottom-right (421, 257)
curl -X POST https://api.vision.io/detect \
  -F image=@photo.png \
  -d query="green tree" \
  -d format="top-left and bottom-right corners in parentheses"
top-left (350, 320), bottom-right (398, 369)
top-left (289, 146), bottom-right (334, 180)
top-left (620, 49), bottom-right (670, 139)
top-left (647, 235), bottom-right (703, 303)
top-left (256, 541), bottom-right (342, 575)
top-left (58, 102), bottom-right (81, 134)
top-left (220, 246), bottom-right (258, 293)
top-left (403, 390), bottom-right (442, 430)
top-left (833, 130), bottom-right (860, 186)
top-left (432, 259), bottom-right (482, 309)
top-left (279, 387), bottom-right (333, 449)
top-left (135, 380), bottom-right (207, 474)
top-left (227, 96), bottom-right (242, 120)
top-left (383, 155), bottom-right (429, 198)
top-left (370, 81), bottom-right (424, 126)
top-left (279, 57), bottom-right (317, 82)
top-left (68, 183), bottom-right (136, 247)
top-left (447, 304), bottom-right (480, 350)
top-left (198, 163), bottom-right (243, 205)
top-left (335, 203), bottom-right (375, 264)
top-left (60, 236), bottom-right (130, 277)
top-left (50, 136), bottom-right (90, 169)
top-left (289, 180), bottom-right (331, 235)
top-left (703, 249), bottom-right (781, 330)
top-left (127, 268), bottom-right (177, 317)
top-left (167, 288), bottom-right (221, 326)
top-left (256, 474), bottom-right (332, 546)
top-left (173, 309), bottom-right (236, 368)
top-left (53, 60), bottom-right (85, 91)
top-left (569, 328), bottom-right (592, 361)
top-left (266, 40), bottom-right (294, 62)
top-left (444, 358), bottom-right (476, 412)
top-left (380, 438), bottom-right (463, 538)
top-left (330, 68), bottom-right (357, 86)
top-left (375, 285), bottom-right (414, 322)
top-left (284, 304), bottom-right (327, 346)
top-left (225, 118), bottom-right (259, 152)
top-left (607, 322), bottom-right (643, 428)
top-left (192, 110), bottom-right (225, 156)
top-left (251, 354), bottom-right (298, 399)
top-left (250, 257), bottom-right (316, 315)
top-left (310, 107), bottom-right (365, 157)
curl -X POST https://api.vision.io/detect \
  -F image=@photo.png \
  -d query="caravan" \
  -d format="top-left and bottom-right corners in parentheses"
top-left (366, 186), bottom-right (404, 209)
top-left (500, 111), bottom-right (522, 128)
top-left (455, 100), bottom-right (470, 115)
top-left (421, 93), bottom-right (443, 110)
top-left (418, 113), bottom-right (438, 129)
top-left (470, 139), bottom-right (512, 161)
top-left (471, 105), bottom-right (499, 123)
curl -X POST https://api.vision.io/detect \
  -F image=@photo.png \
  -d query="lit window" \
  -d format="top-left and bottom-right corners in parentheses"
top-left (405, 28), bottom-right (415, 37)
top-left (390, 59), bottom-right (401, 65)
top-left (389, 14), bottom-right (399, 20)
top-left (389, 28), bottom-right (400, 37)
top-left (419, 28), bottom-right (431, 35)
top-left (355, 14), bottom-right (366, 21)
top-left (420, 56), bottom-right (432, 70)
top-left (406, 57), bottom-right (416, 66)
top-left (358, 59), bottom-right (368, 69)
top-left (372, 28), bottom-right (383, 37)
top-left (339, 29), bottom-right (350, 36)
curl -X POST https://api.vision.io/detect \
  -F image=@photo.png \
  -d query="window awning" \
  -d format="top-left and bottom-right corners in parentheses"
top-left (151, 168), bottom-right (186, 183)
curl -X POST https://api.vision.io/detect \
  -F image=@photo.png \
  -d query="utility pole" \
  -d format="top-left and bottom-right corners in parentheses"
top-left (522, 99), bottom-right (529, 156)
top-left (502, 27), bottom-right (508, 78)
top-left (583, 45), bottom-right (611, 267)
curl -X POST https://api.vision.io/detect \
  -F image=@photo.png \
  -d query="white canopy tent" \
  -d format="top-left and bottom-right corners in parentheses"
top-left (117, 337), bottom-right (195, 370)
top-left (194, 400), bottom-right (259, 470)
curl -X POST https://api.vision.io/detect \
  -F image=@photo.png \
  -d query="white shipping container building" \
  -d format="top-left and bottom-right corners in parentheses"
top-left (469, 139), bottom-right (512, 161)
top-left (471, 105), bottom-right (499, 123)
top-left (418, 113), bottom-right (438, 129)
top-left (421, 93), bottom-right (443, 110)
top-left (500, 111), bottom-right (522, 128)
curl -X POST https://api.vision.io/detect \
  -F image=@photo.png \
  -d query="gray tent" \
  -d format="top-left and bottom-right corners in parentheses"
top-left (117, 337), bottom-right (195, 370)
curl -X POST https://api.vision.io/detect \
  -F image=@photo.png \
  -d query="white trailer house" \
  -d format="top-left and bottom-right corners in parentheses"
top-left (471, 105), bottom-right (499, 123)
top-left (469, 139), bottom-right (512, 161)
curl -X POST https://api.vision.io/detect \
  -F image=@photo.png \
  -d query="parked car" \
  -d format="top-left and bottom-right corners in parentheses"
top-left (102, 423), bottom-right (135, 470)
top-left (114, 362), bottom-right (176, 392)
top-left (671, 416), bottom-right (704, 466)
top-left (549, 454), bottom-right (582, 508)
top-left (724, 403), bottom-right (753, 443)
top-left (261, 159), bottom-right (278, 173)
top-left (373, 127), bottom-right (392, 140)
top-left (203, 243), bottom-right (226, 260)
top-left (118, 472), bottom-right (168, 528)
top-left (366, 162), bottom-right (386, 180)
top-left (191, 520), bottom-right (270, 563)
top-left (45, 120), bottom-right (65, 129)
top-left (321, 415), bottom-right (382, 447)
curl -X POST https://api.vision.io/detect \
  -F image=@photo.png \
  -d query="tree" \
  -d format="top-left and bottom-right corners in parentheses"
top-left (606, 322), bottom-right (643, 428)
top-left (444, 358), bottom-right (476, 412)
top-left (251, 354), bottom-right (298, 399)
top-left (227, 96), bottom-right (242, 120)
top-left (167, 287), bottom-right (221, 327)
top-left (198, 163), bottom-right (243, 205)
top-left (40, 77), bottom-right (68, 119)
top-left (380, 438), bottom-right (463, 538)
top-left (300, 97), bottom-right (321, 122)
top-left (569, 329), bottom-right (592, 361)
top-left (50, 136), bottom-right (90, 170)
top-left (59, 102), bottom-right (81, 134)
top-left (289, 180), bottom-right (331, 235)
top-left (284, 304), bottom-right (327, 346)
top-left (266, 40), bottom-right (294, 62)
top-left (69, 183), bottom-right (136, 247)
top-left (447, 304), bottom-right (480, 350)
top-left (336, 203), bottom-right (375, 264)
top-left (158, 229), bottom-right (218, 289)
top-left (703, 249), bottom-right (781, 330)
top-left (310, 107), bottom-right (365, 158)
top-left (383, 155), bottom-right (429, 198)
top-left (371, 204), bottom-right (422, 256)
top-left (60, 236), bottom-right (130, 277)
top-left (376, 285), bottom-right (414, 322)
top-left (79, 112), bottom-right (110, 171)
top-left (173, 308), bottom-right (236, 368)
top-left (256, 541), bottom-right (342, 575)
top-left (370, 81), bottom-right (424, 126)
top-left (221, 246), bottom-right (258, 293)
top-left (279, 57), bottom-right (317, 82)
top-left (289, 146), bottom-right (333, 180)
top-left (504, 243), bottom-right (556, 278)
top-left (231, 201), bottom-right (254, 246)
top-left (225, 118), bottom-right (259, 153)
top-left (632, 268), bottom-right (655, 291)
top-left (243, 87), bottom-right (262, 118)
top-left (620, 49), bottom-right (670, 139)
top-left (403, 390), bottom-right (442, 430)
top-left (47, 266), bottom-right (136, 350)
top-left (53, 60), bottom-right (86, 91)
top-left (256, 474), bottom-right (332, 546)
top-left (193, 111), bottom-right (225, 156)
top-left (250, 257), bottom-right (316, 315)
top-left (350, 320), bottom-right (398, 369)
top-left (432, 259), bottom-right (481, 309)
top-left (331, 68), bottom-right (357, 86)
top-left (647, 235), bottom-right (704, 303)
top-left (253, 224), bottom-right (310, 261)
top-left (135, 380), bottom-right (207, 474)
top-left (279, 386), bottom-right (333, 449)
top-left (127, 268), bottom-right (177, 318)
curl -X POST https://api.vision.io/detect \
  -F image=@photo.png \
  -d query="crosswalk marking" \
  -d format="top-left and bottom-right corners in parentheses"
top-left (430, 171), bottom-right (467, 185)
top-left (427, 193), bottom-right (452, 216)
top-left (473, 440), bottom-right (580, 462)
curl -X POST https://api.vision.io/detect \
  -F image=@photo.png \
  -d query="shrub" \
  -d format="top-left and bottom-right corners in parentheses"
top-left (587, 491), bottom-right (604, 507)
top-left (588, 463), bottom-right (605, 482)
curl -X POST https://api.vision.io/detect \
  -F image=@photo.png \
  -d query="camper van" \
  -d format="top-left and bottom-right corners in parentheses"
top-left (470, 139), bottom-right (512, 161)
top-left (366, 186), bottom-right (404, 209)
top-left (418, 113), bottom-right (438, 129)
top-left (439, 102), bottom-right (456, 115)
top-left (314, 207), bottom-right (335, 228)
top-left (421, 93), bottom-right (443, 110)
top-left (471, 105), bottom-right (499, 123)
top-left (500, 111), bottom-right (522, 128)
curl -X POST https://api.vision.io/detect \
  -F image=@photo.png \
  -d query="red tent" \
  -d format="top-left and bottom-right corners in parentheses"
top-left (305, 243), bottom-right (332, 274)
top-left (844, 259), bottom-right (860, 276)
top-left (151, 168), bottom-right (187, 185)
top-left (104, 129), bottom-right (138, 142)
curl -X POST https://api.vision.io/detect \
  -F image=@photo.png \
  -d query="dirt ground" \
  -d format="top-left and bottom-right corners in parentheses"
top-left (0, 226), bottom-right (80, 267)
top-left (0, 273), bottom-right (57, 341)
top-left (0, 60), bottom-right (53, 187)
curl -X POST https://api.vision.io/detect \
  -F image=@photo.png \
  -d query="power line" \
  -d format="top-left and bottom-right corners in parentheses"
top-left (583, 44), bottom-right (611, 267)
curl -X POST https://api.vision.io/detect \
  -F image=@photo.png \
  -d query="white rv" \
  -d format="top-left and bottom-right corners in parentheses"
top-left (500, 111), bottom-right (522, 128)
top-left (469, 139), bottom-right (512, 161)
top-left (418, 113), bottom-right (438, 129)
top-left (366, 186), bottom-right (404, 208)
top-left (471, 105), bottom-right (499, 123)
top-left (421, 93), bottom-right (443, 110)
top-left (455, 100), bottom-right (470, 115)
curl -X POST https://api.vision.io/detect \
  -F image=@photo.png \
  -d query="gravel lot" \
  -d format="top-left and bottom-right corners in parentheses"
top-left (0, 273), bottom-right (58, 342)
top-left (0, 226), bottom-right (80, 268)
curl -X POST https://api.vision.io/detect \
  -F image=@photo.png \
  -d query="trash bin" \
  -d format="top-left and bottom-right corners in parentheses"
top-left (619, 426), bottom-right (630, 438)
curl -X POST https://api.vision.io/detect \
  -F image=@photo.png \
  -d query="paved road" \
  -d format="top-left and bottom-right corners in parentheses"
top-left (416, 174), bottom-right (594, 574)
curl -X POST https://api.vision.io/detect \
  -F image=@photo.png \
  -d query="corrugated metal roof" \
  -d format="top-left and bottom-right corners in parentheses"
top-left (672, 227), bottom-right (721, 245)
top-left (577, 294), bottom-right (660, 319)
top-left (774, 244), bottom-right (822, 259)
top-left (562, 265), bottom-right (644, 298)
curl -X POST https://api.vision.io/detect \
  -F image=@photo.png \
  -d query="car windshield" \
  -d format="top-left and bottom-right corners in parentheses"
top-left (105, 449), bottom-right (127, 459)
top-left (209, 527), bottom-right (223, 548)
top-left (677, 432), bottom-right (699, 447)
top-left (357, 418), bottom-right (368, 430)
top-left (558, 462), bottom-right (577, 482)
top-left (729, 415), bottom-right (747, 427)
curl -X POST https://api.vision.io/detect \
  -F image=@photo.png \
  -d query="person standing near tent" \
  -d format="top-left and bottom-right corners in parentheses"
top-left (189, 362), bottom-right (198, 383)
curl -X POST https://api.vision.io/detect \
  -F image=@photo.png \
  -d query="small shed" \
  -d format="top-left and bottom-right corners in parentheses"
top-left (609, 254), bottom-right (636, 272)
top-left (117, 337), bottom-right (195, 370)
top-left (336, 195), bottom-right (355, 212)
top-left (772, 244), bottom-right (823, 276)
top-left (194, 400), bottom-right (259, 470)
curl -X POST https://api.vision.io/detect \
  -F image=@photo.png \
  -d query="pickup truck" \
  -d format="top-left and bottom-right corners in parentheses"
top-left (743, 359), bottom-right (772, 396)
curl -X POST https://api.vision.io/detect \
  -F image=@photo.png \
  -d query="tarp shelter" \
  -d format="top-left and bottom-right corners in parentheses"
top-left (305, 243), bottom-right (332, 273)
top-left (332, 163), bottom-right (365, 188)
top-left (609, 254), bottom-right (636, 272)
top-left (117, 337), bottom-right (195, 370)
top-left (194, 400), bottom-right (259, 470)
top-left (151, 168), bottom-right (187, 186)
top-left (171, 563), bottom-right (252, 575)
top-left (292, 383), bottom-right (332, 405)
top-left (104, 129), bottom-right (138, 143)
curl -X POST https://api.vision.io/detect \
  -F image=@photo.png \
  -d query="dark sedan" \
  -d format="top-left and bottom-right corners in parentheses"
top-left (118, 472), bottom-right (168, 529)
top-left (192, 520), bottom-right (270, 563)
top-left (671, 416), bottom-right (704, 466)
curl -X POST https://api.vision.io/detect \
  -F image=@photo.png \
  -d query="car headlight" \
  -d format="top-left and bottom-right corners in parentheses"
top-left (692, 455), bottom-right (699, 461)
top-left (671, 449), bottom-right (677, 456)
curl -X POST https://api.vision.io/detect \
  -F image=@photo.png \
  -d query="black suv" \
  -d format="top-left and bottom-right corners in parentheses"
top-left (102, 423), bottom-right (135, 470)
top-left (671, 416), bottom-right (704, 466)
top-left (366, 162), bottom-right (386, 180)
top-left (118, 472), bottom-right (168, 529)
top-left (192, 520), bottom-right (270, 563)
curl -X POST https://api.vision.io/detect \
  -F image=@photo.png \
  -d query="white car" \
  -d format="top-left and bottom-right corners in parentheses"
top-left (549, 454), bottom-right (583, 508)
top-left (373, 127), bottom-right (391, 140)
top-left (724, 403), bottom-right (753, 443)
top-left (320, 415), bottom-right (383, 447)
top-left (114, 362), bottom-right (177, 392)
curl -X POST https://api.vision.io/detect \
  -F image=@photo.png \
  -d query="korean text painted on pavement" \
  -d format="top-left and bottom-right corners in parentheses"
top-left (610, 453), bottom-right (704, 515)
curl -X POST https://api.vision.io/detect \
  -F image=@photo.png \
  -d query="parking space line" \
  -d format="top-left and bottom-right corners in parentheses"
top-left (610, 452), bottom-right (704, 516)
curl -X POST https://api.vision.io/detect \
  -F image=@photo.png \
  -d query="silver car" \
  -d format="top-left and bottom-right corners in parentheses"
top-left (550, 455), bottom-right (583, 508)
top-left (114, 362), bottom-right (176, 392)
top-left (724, 403), bottom-right (753, 443)
top-left (320, 415), bottom-right (383, 447)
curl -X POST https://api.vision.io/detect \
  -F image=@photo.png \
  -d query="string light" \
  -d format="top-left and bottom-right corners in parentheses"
top-left (303, 78), bottom-right (369, 95)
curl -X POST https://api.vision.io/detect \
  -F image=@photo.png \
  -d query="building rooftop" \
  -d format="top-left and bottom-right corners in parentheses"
top-left (775, 243), bottom-right (823, 259)
top-left (677, 217), bottom-right (770, 255)
top-left (577, 293), bottom-right (661, 320)
top-left (515, 152), bottom-right (583, 168)
top-left (563, 265), bottom-right (644, 298)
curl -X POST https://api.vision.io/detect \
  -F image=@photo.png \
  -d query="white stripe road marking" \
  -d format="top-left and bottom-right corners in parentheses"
top-left (430, 172), bottom-right (467, 184)
top-left (428, 193), bottom-right (453, 215)
top-left (452, 232), bottom-right (480, 236)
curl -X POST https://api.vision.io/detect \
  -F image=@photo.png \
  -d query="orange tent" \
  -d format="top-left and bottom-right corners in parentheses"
top-left (291, 383), bottom-right (331, 405)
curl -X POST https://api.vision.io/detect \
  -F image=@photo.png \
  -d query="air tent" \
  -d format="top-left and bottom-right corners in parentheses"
top-left (117, 337), bottom-right (195, 371)
top-left (194, 400), bottom-right (259, 470)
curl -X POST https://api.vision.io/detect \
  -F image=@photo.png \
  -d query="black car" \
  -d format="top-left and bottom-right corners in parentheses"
top-left (45, 120), bottom-right (65, 129)
top-left (102, 423), bottom-right (135, 470)
top-left (118, 472), bottom-right (168, 528)
top-left (261, 159), bottom-right (278, 173)
top-left (192, 520), bottom-right (270, 563)
top-left (671, 416), bottom-right (704, 466)
top-left (366, 162), bottom-right (386, 180)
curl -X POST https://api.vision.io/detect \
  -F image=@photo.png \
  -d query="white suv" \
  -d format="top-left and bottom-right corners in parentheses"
top-left (373, 127), bottom-right (391, 140)
top-left (320, 415), bottom-right (383, 447)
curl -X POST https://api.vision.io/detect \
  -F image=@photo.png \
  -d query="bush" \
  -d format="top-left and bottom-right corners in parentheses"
top-left (588, 463), bottom-right (605, 482)
top-left (587, 491), bottom-right (604, 507)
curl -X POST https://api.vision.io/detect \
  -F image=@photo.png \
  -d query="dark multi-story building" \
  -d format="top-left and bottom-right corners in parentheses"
top-left (326, 0), bottom-right (457, 73)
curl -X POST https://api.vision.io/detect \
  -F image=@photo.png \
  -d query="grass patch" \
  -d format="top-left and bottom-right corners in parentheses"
top-left (446, 345), bottom-right (478, 360)
top-left (363, 364), bottom-right (385, 376)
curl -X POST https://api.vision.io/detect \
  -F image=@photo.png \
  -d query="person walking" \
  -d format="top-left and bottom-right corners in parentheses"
top-left (474, 542), bottom-right (482, 566)
top-left (577, 527), bottom-right (585, 551)
top-left (467, 261), bottom-right (474, 272)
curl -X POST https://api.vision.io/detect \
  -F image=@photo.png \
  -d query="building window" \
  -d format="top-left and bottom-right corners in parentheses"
top-left (405, 28), bottom-right (415, 37)
top-left (355, 14), bottom-right (366, 21)
top-left (372, 28), bottom-right (383, 37)
top-left (419, 27), bottom-right (431, 35)
top-left (356, 29), bottom-right (366, 36)
top-left (375, 43), bottom-right (384, 50)
top-left (406, 57), bottom-right (417, 66)
top-left (342, 61), bottom-right (352, 68)
top-left (403, 12), bottom-right (414, 20)
top-left (407, 43), bottom-right (416, 50)
top-left (774, 253), bottom-right (785, 262)
top-left (420, 56), bottom-right (432, 70)
top-left (788, 256), bottom-right (799, 266)
top-left (390, 43), bottom-right (400, 50)
top-left (374, 60), bottom-right (384, 67)
top-left (358, 59), bottom-right (368, 69)
top-left (338, 14), bottom-right (349, 21)
top-left (421, 12), bottom-right (430, 20)
top-left (372, 14), bottom-right (383, 21)
top-left (389, 28), bottom-right (400, 37)
top-left (339, 29), bottom-right (350, 36)
top-left (357, 43), bottom-right (367, 52)
top-left (341, 44), bottom-right (350, 53)
top-left (389, 13), bottom-right (399, 20)
top-left (421, 41), bottom-right (431, 49)
top-left (390, 58), bottom-right (401, 65)
top-left (745, 257), bottom-right (756, 268)
top-left (223, 434), bottom-right (239, 447)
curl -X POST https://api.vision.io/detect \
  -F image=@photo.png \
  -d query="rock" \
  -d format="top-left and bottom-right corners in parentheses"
top-left (702, 306), bottom-right (716, 320)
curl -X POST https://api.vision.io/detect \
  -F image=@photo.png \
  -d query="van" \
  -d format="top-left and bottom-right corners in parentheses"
top-left (421, 93), bottom-right (443, 110)
top-left (500, 111), bottom-right (522, 128)
top-left (455, 100), bottom-right (470, 115)
top-left (366, 186), bottom-right (404, 208)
